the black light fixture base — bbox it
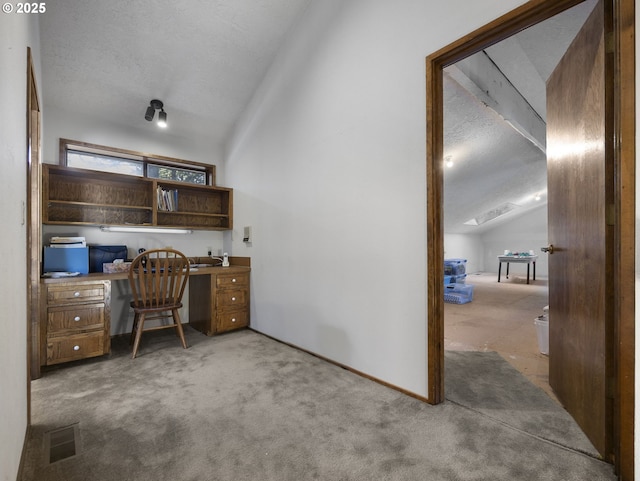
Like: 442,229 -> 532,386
149,99 -> 164,110
145,99 -> 165,122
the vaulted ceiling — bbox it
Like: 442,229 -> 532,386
39,0 -> 596,235
39,0 -> 312,147
443,0 -> 597,234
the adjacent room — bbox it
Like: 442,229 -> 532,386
442,1 -> 598,399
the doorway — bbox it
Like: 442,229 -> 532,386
441,2 -> 597,402
426,0 -> 634,478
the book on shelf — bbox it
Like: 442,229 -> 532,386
157,186 -> 179,212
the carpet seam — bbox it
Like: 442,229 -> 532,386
444,396 -> 608,464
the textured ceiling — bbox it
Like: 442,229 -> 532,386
443,0 -> 597,234
39,0 -> 312,147
39,0 -> 597,234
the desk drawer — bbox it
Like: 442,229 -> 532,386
47,303 -> 105,333
47,283 -> 106,304
46,331 -> 105,365
216,273 -> 249,289
216,310 -> 249,332
217,289 -> 248,308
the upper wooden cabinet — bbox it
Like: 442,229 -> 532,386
43,164 -> 233,230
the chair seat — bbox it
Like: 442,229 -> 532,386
130,301 -> 183,312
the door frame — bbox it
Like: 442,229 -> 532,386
425,0 -> 634,478
26,46 -> 42,421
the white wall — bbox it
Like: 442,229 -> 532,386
444,233 -> 483,274
0,12 -> 40,481
226,0 -> 528,397
481,204 -> 549,277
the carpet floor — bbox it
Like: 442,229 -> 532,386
21,328 -> 615,481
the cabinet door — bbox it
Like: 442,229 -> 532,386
46,331 -> 105,365
47,303 -> 105,333
216,310 -> 249,332
217,289 -> 248,308
47,284 -> 105,304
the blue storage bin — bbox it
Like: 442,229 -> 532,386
453,274 -> 467,284
444,283 -> 474,304
444,258 -> 467,276
444,275 -> 454,285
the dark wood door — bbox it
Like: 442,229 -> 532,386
546,0 -> 611,459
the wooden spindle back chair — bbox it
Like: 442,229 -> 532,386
128,248 -> 190,358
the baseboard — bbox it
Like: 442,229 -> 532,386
248,328 -> 430,404
16,423 -> 30,481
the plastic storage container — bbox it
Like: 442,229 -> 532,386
444,258 -> 467,276
444,283 -> 474,304
444,275 -> 454,285
452,274 -> 467,284
534,315 -> 549,355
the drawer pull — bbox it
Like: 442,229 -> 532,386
232,278 -> 236,283
73,345 -> 80,351
231,297 -> 236,301
74,291 -> 81,297
74,316 -> 81,322
231,318 -> 237,323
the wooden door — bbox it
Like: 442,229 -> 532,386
546,0 -> 612,459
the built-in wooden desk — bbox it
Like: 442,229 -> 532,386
37,263 -> 250,375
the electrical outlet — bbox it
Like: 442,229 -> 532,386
207,246 -> 212,256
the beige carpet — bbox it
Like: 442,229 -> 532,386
21,328 -> 614,481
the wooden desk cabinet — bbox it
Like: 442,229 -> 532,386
37,265 -> 249,370
41,280 -> 111,365
189,267 -> 250,336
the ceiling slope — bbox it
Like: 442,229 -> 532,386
39,0 -> 312,148
443,0 -> 597,234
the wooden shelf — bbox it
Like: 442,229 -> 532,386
43,164 -> 233,230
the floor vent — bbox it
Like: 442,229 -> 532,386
44,424 -> 80,464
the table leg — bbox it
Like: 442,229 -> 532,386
526,263 -> 530,284
498,261 -> 501,282
533,261 -> 536,281
506,262 -> 510,279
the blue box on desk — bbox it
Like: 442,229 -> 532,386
89,245 -> 128,273
43,247 -> 89,274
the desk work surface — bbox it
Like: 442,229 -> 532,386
41,264 -> 250,284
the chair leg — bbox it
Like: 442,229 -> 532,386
129,312 -> 139,345
172,309 -> 188,349
131,313 -> 146,359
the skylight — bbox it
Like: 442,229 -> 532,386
464,202 -> 520,226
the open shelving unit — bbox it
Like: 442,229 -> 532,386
43,164 -> 232,230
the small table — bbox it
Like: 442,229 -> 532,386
497,255 -> 538,284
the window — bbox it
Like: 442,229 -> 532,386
67,150 -> 144,177
148,164 -> 206,185
60,139 -> 215,186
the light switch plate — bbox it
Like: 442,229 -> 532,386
243,226 -> 252,243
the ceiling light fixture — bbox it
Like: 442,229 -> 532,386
145,99 -> 168,128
